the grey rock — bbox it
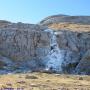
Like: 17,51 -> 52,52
75,50 -> 90,75
0,20 -> 90,75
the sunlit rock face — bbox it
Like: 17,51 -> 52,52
0,25 -> 64,72
0,23 -> 66,73
0,28 -> 50,61
55,30 -> 90,74
0,20 -> 90,75
0,23 -> 51,73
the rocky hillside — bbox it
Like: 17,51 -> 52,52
0,15 -> 90,75
39,14 -> 90,25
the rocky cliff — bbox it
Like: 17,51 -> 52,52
0,15 -> 90,75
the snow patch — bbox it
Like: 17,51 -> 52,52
44,29 -> 65,72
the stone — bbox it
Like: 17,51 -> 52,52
75,50 -> 90,75
0,16 -> 90,75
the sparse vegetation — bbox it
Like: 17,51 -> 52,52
0,72 -> 90,90
49,23 -> 90,32
78,77 -> 83,80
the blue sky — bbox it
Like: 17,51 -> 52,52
0,0 -> 90,23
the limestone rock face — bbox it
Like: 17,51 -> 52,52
55,30 -> 90,74
75,50 -> 90,74
0,55 -> 13,74
0,29 -> 50,61
0,23 -> 51,72
0,23 -> 49,60
39,14 -> 90,74
0,19 -> 90,75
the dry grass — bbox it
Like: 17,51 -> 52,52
0,72 -> 90,90
49,23 -> 90,32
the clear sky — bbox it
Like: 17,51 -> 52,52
0,0 -> 90,23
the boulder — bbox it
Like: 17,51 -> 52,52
75,50 -> 90,75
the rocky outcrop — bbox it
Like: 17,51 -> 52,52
39,14 -> 90,74
0,23 -> 51,72
0,16 -> 90,75
55,30 -> 90,74
39,14 -> 90,25
75,50 -> 90,74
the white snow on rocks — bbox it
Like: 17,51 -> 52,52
44,29 -> 65,72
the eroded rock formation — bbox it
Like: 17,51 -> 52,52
0,15 -> 90,75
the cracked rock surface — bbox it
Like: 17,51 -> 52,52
0,19 -> 90,75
